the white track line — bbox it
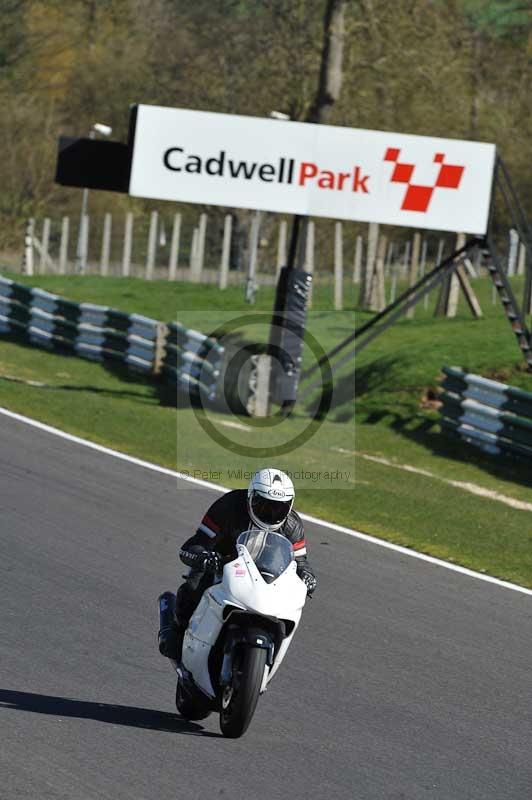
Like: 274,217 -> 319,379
219,420 -> 252,432
333,448 -> 532,513
1,405 -> 531,598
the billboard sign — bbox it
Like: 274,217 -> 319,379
129,105 -> 496,234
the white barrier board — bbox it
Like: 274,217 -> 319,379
129,105 -> 496,234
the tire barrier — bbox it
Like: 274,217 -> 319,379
0,275 -> 223,400
439,366 -> 532,460
162,322 -> 224,401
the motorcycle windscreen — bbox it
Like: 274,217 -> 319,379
237,529 -> 294,584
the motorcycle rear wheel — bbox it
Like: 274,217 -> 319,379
219,646 -> 267,738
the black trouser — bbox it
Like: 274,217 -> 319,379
175,572 -> 212,629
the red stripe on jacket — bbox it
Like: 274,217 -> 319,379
203,515 -> 221,533
293,539 -> 306,551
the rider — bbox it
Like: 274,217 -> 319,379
159,468 -> 317,659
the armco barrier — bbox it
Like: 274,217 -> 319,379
0,275 -> 223,400
439,366 -> 532,460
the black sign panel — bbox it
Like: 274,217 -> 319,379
55,137 -> 131,193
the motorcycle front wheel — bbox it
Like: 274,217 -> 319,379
219,646 -> 267,738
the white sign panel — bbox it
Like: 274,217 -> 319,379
129,105 -> 496,234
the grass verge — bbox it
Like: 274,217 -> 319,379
1,271 -> 531,587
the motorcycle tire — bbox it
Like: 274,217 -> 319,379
175,680 -> 212,721
219,645 -> 267,738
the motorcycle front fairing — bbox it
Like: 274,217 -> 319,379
182,538 -> 306,698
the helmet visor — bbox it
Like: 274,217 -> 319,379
250,492 -> 292,526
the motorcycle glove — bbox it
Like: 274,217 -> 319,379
202,552 -> 223,574
301,571 -> 317,596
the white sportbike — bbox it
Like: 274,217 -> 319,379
167,528 -> 307,738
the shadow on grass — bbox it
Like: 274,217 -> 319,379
0,689 -> 221,737
362,408 -> 532,491
303,355 -> 406,423
0,333 -> 191,408
303,349 -> 531,492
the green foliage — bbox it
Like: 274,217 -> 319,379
0,0 -> 531,248
460,0 -> 532,36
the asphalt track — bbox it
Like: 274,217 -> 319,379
1,413 -> 531,800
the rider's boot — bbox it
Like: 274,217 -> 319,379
158,592 -> 180,659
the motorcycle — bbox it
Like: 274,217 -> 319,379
158,528 -> 307,738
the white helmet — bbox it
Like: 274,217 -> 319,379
247,468 -> 295,531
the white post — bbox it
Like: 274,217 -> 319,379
219,214 -> 232,290
59,216 -> 69,274
517,242 -> 526,277
306,220 -> 315,308
276,220 -> 288,276
334,222 -> 343,311
168,213 -> 181,280
190,227 -> 200,281
100,213 -> 112,276
40,218 -> 51,273
146,210 -> 158,280
122,212 -> 133,277
24,218 -> 35,276
353,235 -> 363,283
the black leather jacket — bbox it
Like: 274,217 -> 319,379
180,489 -> 316,586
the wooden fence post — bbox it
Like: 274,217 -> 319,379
390,261 -> 399,304
219,214 -> 232,289
100,213 -> 112,276
196,212 -> 207,278
447,233 -> 465,317
189,227 -> 200,281
517,242 -> 526,277
168,213 -> 181,280
277,220 -> 287,276
402,240 -> 411,279
81,214 -> 90,275
353,235 -> 363,284
508,228 -> 519,276
59,216 -> 69,274
122,212 -> 133,277
385,241 -> 394,276
153,322 -> 169,376
369,235 -> 387,311
24,218 -> 35,276
40,218 -> 51,274
360,222 -> 378,307
420,238 -> 429,310
146,211 -> 158,280
245,211 -> 261,303
306,220 -> 315,308
334,222 -> 343,311
406,232 -> 421,318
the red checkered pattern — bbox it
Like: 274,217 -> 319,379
384,148 -> 464,212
